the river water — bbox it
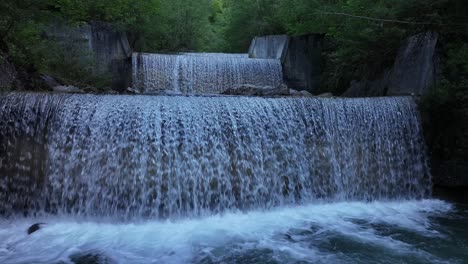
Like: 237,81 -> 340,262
0,200 -> 467,264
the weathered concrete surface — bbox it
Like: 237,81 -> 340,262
248,34 -> 324,93
342,32 -> 439,97
45,21 -> 132,91
90,22 -> 132,91
248,35 -> 289,60
387,32 -> 439,95
283,35 -> 324,93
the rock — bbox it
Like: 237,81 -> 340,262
289,89 -> 315,97
317,93 -> 333,98
289,89 -> 302,96
222,84 -> 289,96
70,251 -> 116,264
248,34 -> 324,94
263,84 -> 290,96
299,90 -> 314,97
126,87 -> 141,94
40,75 -> 61,90
222,84 -> 272,96
53,85 -> 84,93
27,223 -> 45,235
82,86 -> 99,93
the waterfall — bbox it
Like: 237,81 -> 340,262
0,93 -> 431,219
132,53 -> 283,94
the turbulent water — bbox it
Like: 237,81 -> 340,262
132,53 -> 283,93
0,93 -> 431,219
1,200 -> 467,264
1,92 -> 464,264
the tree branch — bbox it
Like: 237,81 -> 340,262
314,12 -> 467,26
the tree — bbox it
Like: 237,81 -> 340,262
222,0 -> 285,52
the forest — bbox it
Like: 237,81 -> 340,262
1,0 -> 467,93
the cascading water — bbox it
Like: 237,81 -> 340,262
1,93 -> 466,264
132,53 -> 283,94
0,93 -> 431,219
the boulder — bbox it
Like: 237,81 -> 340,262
289,89 -> 314,97
126,87 -> 141,94
27,223 -> 46,235
40,75 -> 61,90
263,84 -> 290,96
317,93 -> 334,98
299,90 -> 314,97
70,251 -> 116,264
289,89 -> 302,96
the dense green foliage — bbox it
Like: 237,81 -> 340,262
0,0 -> 467,93
0,0 -> 468,94
3,0 -> 466,89
0,0 -> 219,89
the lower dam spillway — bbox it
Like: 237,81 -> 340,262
0,94 -> 431,219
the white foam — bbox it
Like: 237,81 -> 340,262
0,200 -> 452,264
